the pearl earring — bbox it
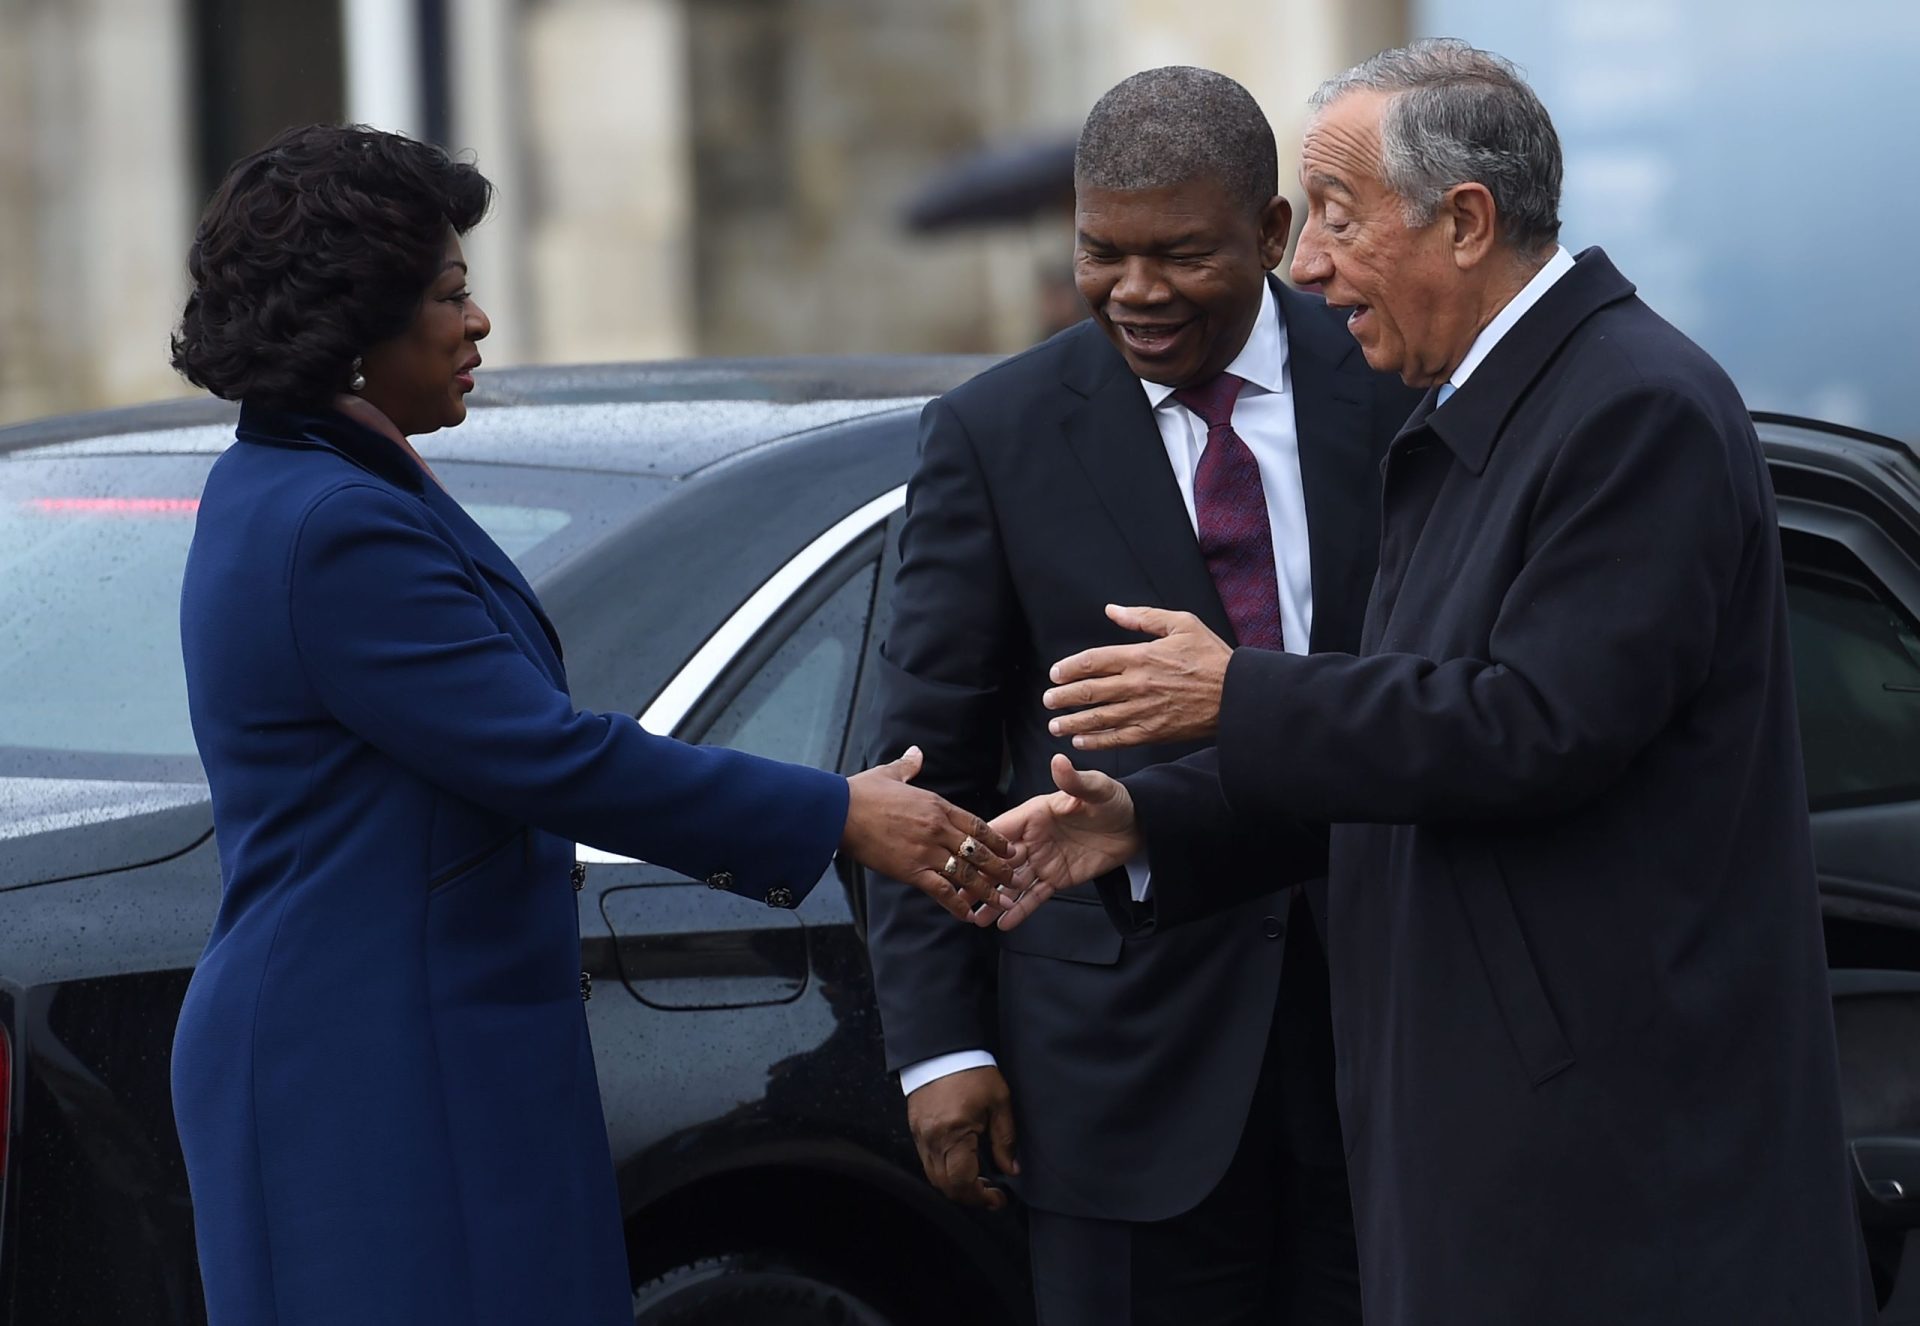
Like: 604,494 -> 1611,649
349,357 -> 366,392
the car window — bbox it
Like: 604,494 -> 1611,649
463,502 -> 572,561
0,453 -> 662,773
0,474 -> 206,762
697,561 -> 879,771
1786,554 -> 1920,810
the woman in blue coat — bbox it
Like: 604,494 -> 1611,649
169,125 -> 1011,1326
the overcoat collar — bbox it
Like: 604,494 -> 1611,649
237,400 -> 430,494
1058,274 -> 1374,652
1417,246 -> 1638,474
235,401 -> 566,676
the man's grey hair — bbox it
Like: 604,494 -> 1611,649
1076,67 -> 1278,217
1311,38 -> 1562,252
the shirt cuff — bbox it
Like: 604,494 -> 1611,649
1125,852 -> 1152,902
899,1049 -> 999,1097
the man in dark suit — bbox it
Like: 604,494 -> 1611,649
996,39 -> 1873,1326
863,67 -> 1421,1326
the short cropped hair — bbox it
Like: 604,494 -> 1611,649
1311,38 -> 1562,252
171,124 -> 492,409
1075,67 -> 1278,217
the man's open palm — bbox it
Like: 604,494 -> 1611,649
989,755 -> 1141,930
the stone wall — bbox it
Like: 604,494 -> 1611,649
685,0 -> 1026,357
0,0 -> 1406,425
521,0 -> 697,363
0,0 -> 196,425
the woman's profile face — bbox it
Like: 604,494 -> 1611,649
358,230 -> 490,436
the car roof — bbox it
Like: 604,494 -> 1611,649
6,360 -> 1911,485
1755,411 -> 1920,466
0,356 -> 994,477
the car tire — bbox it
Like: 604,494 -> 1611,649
631,1252 -> 900,1326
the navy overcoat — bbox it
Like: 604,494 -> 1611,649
1120,251 -> 1871,1324
174,404 -> 848,1326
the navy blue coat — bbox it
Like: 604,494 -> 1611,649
174,404 -> 848,1326
1118,251 -> 1870,1323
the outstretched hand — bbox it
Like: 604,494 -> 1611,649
843,747 -> 1016,922
1042,604 -> 1232,750
988,754 -> 1141,930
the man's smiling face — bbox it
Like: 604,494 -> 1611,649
1074,173 -> 1290,388
1289,89 -> 1476,388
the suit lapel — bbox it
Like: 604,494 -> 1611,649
1056,325 -> 1237,644
1280,279 -> 1377,655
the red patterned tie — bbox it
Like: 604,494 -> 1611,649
1172,372 -> 1285,651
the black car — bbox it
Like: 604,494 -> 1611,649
1,361 -> 1918,1325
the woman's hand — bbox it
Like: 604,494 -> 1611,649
844,747 -> 1017,922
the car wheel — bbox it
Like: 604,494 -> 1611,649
631,1252 -> 900,1326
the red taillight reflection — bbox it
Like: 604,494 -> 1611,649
29,498 -> 200,514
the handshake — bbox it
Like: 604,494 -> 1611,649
850,604 -> 1227,927
843,747 -> 1142,928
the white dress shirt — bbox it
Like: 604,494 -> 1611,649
900,282 -> 1315,1098
1437,245 -> 1574,408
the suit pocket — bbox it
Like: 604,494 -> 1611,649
998,896 -> 1124,966
1444,836 -> 1574,1087
428,828 -> 525,895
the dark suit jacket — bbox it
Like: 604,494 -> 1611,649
174,404 -> 847,1326
863,279 -> 1421,1221
1120,250 -> 1871,1323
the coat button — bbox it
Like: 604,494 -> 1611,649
765,886 -> 796,910
1264,915 -> 1283,940
580,970 -> 593,1002
570,862 -> 587,892
706,870 -> 734,891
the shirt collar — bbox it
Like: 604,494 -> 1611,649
1141,279 -> 1288,408
1446,244 -> 1575,395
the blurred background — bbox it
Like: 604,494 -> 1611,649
0,0 -> 1913,440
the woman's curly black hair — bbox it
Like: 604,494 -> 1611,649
171,124 -> 493,409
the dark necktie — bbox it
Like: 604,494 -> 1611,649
1172,372 -> 1285,651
